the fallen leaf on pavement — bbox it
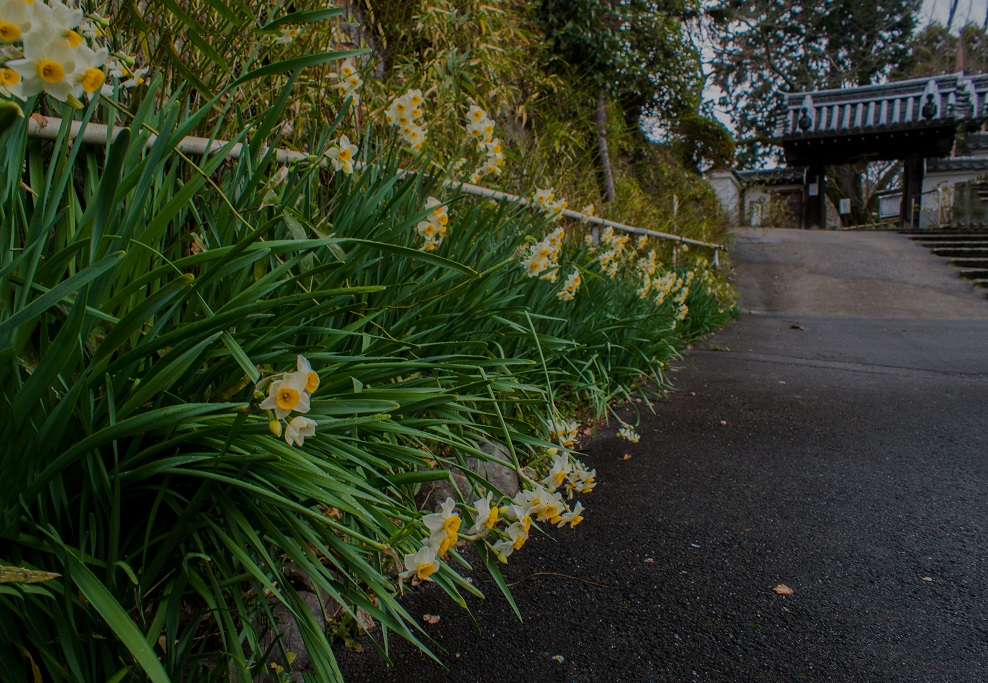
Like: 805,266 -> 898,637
423,614 -> 440,624
921,577 -> 933,582
773,584 -> 794,595
622,454 -> 632,460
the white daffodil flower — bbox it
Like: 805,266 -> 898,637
522,255 -> 548,278
401,124 -> 425,145
426,527 -> 457,556
543,451 -> 572,492
72,42 -> 108,97
617,426 -> 640,443
423,497 -> 461,538
259,371 -> 310,419
274,26 -> 302,44
296,355 -> 319,394
493,521 -> 529,561
0,66 -> 23,99
121,66 -> 148,88
44,0 -> 83,31
327,135 -> 358,174
466,104 -> 487,122
0,0 -> 39,42
284,416 -> 317,447
557,501 -> 584,528
406,88 -> 423,107
399,544 -> 438,581
528,486 -> 566,524
469,492 -> 499,535
465,120 -> 487,139
423,497 -> 461,555
416,220 -> 437,239
566,462 -> 596,495
7,34 -> 80,101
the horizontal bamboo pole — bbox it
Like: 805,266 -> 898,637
27,115 -> 725,255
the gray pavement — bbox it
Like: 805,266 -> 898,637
731,227 -> 988,319
338,228 -> 988,682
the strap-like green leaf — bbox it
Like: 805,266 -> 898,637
61,551 -> 170,683
260,8 -> 344,31
0,251 -> 124,339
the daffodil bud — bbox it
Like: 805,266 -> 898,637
65,94 -> 84,110
268,420 -> 282,437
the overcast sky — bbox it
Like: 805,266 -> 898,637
921,0 -> 987,28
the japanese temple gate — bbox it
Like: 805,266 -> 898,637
776,71 -> 988,229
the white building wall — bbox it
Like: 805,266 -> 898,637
707,172 -> 741,226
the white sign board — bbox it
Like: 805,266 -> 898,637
839,198 -> 851,215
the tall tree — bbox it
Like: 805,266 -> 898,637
708,0 -> 919,166
538,1 -> 710,199
894,21 -> 988,78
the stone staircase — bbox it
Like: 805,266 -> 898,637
903,229 -> 988,296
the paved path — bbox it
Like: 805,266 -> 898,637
338,229 -> 988,682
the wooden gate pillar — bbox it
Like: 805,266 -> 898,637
803,164 -> 826,229
901,154 -> 925,230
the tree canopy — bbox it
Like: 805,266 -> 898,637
538,0 -> 704,121
708,0 -> 919,166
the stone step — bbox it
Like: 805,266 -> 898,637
903,226 -> 988,233
917,241 -> 988,249
931,247 -> 988,257
948,257 -> 988,268
957,268 -> 988,280
907,233 -> 988,242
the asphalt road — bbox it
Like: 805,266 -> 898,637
337,228 -> 988,682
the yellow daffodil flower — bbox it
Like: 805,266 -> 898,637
296,355 -> 319,394
617,426 -> 640,443
469,492 -> 499,535
423,497 -> 460,557
399,545 -> 438,581
327,135 -> 358,174
557,501 -> 584,528
259,371 -> 311,419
